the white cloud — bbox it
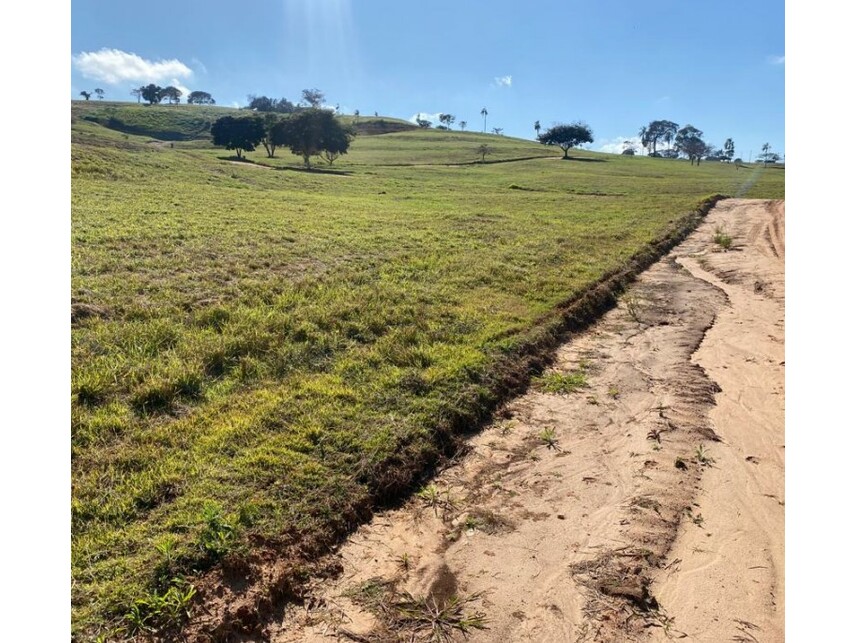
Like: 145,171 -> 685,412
190,57 -> 208,75
409,112 -> 442,124
72,48 -> 193,85
494,75 -> 512,87
768,55 -> 785,65
170,78 -> 191,98
597,136 -> 643,155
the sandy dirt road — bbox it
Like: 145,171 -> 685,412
272,198 -> 785,642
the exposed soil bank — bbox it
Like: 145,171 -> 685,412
271,199 -> 784,642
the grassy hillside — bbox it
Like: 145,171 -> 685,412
71,101 -> 418,142
71,104 -> 784,638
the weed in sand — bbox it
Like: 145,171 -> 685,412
535,371 -> 587,394
417,484 -> 455,517
624,293 -> 645,324
694,444 -> 715,467
539,427 -> 561,450
396,553 -> 412,573
392,592 -> 489,642
608,386 -> 620,399
713,225 -> 733,250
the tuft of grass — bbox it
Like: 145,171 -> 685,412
535,371 -> 587,394
538,426 -> 561,451
391,592 -> 489,642
624,293 -> 644,324
694,444 -> 715,467
713,225 -> 733,250
124,578 -> 196,636
417,484 -> 455,518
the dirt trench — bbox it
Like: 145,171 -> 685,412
269,199 -> 784,643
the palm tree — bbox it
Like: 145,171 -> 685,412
534,120 -> 541,139
638,125 -> 650,155
481,107 -> 488,133
460,121 -> 467,131
761,142 -> 771,167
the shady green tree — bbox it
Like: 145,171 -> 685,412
211,116 -> 266,159
141,84 -> 163,104
279,108 -> 353,168
538,122 -> 594,159
723,138 -> 735,161
674,125 -> 706,165
187,91 -> 216,104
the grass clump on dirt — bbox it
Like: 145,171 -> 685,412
535,371 -> 588,394
71,102 -> 784,637
713,225 -> 733,250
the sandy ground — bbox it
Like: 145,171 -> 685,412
272,199 -> 785,643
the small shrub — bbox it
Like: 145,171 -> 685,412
713,226 -> 732,250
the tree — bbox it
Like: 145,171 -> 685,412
160,86 -> 183,105
301,88 -> 325,108
492,127 -> 504,135
476,143 -> 492,162
211,116 -> 265,159
188,91 -> 215,105
723,138 -> 735,161
638,125 -> 651,155
481,107 -> 488,133
79,91 -> 91,101
622,140 -> 637,155
416,118 -> 432,129
248,95 -> 275,111
141,84 -> 163,105
674,125 -> 706,164
639,120 -> 679,156
94,88 -> 105,100
130,87 -> 142,103
759,142 -> 773,167
260,113 -> 289,158
534,120 -> 541,138
537,122 -> 594,159
439,114 -> 455,130
459,121 -> 467,131
279,108 -> 353,168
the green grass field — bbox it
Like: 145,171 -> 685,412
71,102 -> 784,637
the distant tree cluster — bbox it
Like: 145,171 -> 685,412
635,119 -> 778,167
245,88 -> 328,114
211,108 -> 353,167
79,88 -> 105,101
128,84 -> 215,106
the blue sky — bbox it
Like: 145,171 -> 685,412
71,0 -> 784,158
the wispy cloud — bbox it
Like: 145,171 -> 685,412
190,57 -> 208,75
72,48 -> 193,84
656,95 -> 670,103
410,112 -> 442,124
768,55 -> 785,65
597,136 -> 643,155
170,78 -> 191,98
494,75 -> 512,87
